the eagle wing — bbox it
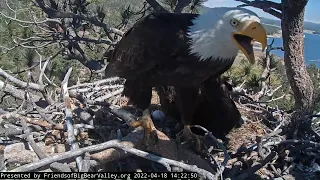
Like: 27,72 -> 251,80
105,13 -> 198,79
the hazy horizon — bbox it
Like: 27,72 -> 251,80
204,0 -> 320,24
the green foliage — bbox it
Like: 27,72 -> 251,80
307,63 -> 320,113
162,0 -> 178,11
0,0 -> 35,73
307,63 -> 320,126
261,54 -> 278,69
0,0 -> 207,92
226,58 -> 261,88
89,0 -> 147,27
0,0 -> 131,87
224,54 -> 294,111
161,0 -> 208,13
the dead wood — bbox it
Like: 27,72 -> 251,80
1,60 -> 318,180
0,79 -> 43,103
0,68 -> 45,91
61,67 -> 84,171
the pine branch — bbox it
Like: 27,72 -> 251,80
235,0 -> 282,19
174,0 -> 192,13
145,0 -> 169,12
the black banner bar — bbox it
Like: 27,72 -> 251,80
0,172 -> 198,179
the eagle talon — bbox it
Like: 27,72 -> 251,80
176,125 -> 203,153
130,109 -> 159,144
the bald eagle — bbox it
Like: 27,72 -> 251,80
105,7 -> 267,150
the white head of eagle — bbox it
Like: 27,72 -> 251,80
187,7 -> 267,63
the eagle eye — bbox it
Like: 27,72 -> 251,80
230,19 -> 239,27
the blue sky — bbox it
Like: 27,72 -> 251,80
203,0 -> 320,24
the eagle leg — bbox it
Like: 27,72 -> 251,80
176,125 -> 202,152
130,109 -> 158,144
175,87 -> 203,153
123,79 -> 152,110
123,79 -> 158,144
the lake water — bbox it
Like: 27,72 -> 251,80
268,33 -> 320,67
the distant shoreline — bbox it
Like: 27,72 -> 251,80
267,30 -> 317,39
268,34 -> 282,38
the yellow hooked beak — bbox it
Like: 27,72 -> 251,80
232,20 -> 267,64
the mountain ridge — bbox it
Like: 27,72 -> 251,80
200,6 -> 320,32
260,17 -> 320,32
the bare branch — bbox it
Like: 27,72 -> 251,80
236,0 -> 282,19
0,68 -> 45,91
38,50 -> 60,86
10,137 -> 215,179
0,79 -> 42,103
146,0 -> 169,12
70,36 -> 116,46
0,12 -> 62,25
236,0 -> 282,10
174,0 -> 192,13
191,125 -> 230,179
234,151 -> 277,180
61,67 -> 84,171
34,0 -> 124,40
93,88 -> 124,102
70,84 -> 123,93
20,112 -> 47,159
68,77 -> 123,89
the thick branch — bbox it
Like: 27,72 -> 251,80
10,137 -> 215,179
0,80 -> 42,102
61,67 -> 84,171
236,0 -> 281,10
0,68 -> 45,91
68,77 -> 122,89
146,0 -> 169,12
236,0 -> 282,19
93,88 -> 124,102
174,0 -> 192,13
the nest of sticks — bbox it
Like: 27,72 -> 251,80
0,71 -> 319,180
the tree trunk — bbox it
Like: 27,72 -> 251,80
281,0 -> 315,111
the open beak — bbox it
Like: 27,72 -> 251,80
232,20 -> 267,64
